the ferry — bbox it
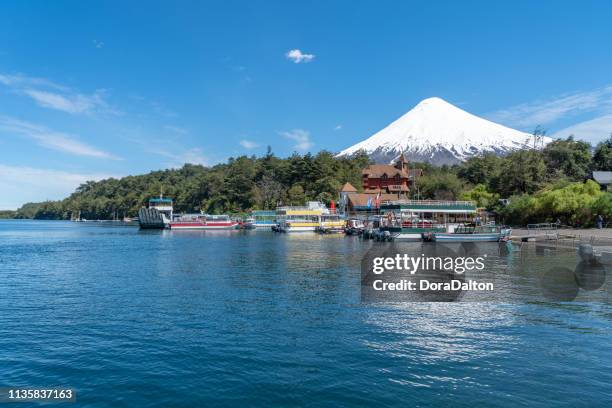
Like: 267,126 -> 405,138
170,214 -> 239,230
276,202 -> 329,232
316,214 -> 345,234
378,200 -> 478,241
431,224 -> 512,242
244,210 -> 277,230
138,196 -> 174,229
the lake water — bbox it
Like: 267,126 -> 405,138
0,220 -> 610,407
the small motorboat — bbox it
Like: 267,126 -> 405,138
316,214 -> 345,234
431,224 -> 511,242
344,219 -> 365,235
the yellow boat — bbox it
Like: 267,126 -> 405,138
316,214 -> 345,233
276,202 -> 328,232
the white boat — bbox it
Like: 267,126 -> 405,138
431,225 -> 512,242
244,210 -> 276,229
345,218 -> 366,235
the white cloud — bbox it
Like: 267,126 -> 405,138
487,86 -> 612,129
0,116 -> 121,159
22,89 -> 109,115
281,129 -> 313,151
150,101 -> 177,118
164,125 -> 189,135
145,145 -> 208,167
334,124 -> 343,131
240,139 -> 259,149
285,49 -> 315,64
552,114 -> 612,144
93,39 -> 104,49
0,72 -> 119,116
0,73 -> 65,89
179,148 -> 208,166
0,164 -> 116,210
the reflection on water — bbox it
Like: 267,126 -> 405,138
0,220 -> 610,407
362,241 -> 611,303
364,303 -> 518,362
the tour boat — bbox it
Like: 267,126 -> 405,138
276,202 -> 328,233
170,214 -> 239,230
377,200 -> 476,241
431,225 -> 512,242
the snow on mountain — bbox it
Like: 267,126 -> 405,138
336,97 -> 551,165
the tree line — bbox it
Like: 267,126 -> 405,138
414,135 -> 612,226
5,135 -> 612,227
7,148 -> 370,220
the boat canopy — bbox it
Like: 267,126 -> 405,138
380,200 -> 476,214
149,197 -> 173,203
251,210 -> 276,216
204,214 -> 231,221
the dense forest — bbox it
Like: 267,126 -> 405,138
6,135 -> 612,227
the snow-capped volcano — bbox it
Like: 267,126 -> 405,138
337,97 -> 551,165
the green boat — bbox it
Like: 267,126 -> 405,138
378,200 -> 478,241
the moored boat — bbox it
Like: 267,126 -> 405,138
344,218 -> 365,235
244,210 -> 277,230
170,214 -> 239,230
316,214 -> 345,234
138,196 -> 174,229
276,202 -> 328,233
431,224 -> 511,242
378,200 -> 477,241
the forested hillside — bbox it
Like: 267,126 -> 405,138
11,136 -> 612,227
14,149 -> 370,220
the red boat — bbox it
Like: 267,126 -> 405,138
170,214 -> 239,230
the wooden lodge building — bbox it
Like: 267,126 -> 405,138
340,154 -> 423,213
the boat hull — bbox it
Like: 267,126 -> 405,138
380,226 -> 446,242
280,225 -> 318,232
316,227 -> 345,234
432,233 -> 503,242
170,222 -> 238,230
253,223 -> 275,229
393,233 -> 424,241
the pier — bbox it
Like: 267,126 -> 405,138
512,227 -> 612,264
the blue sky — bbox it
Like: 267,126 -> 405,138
1,0 -> 612,209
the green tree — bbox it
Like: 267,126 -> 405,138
590,193 -> 612,225
287,184 -> 306,205
536,180 -> 601,225
460,184 -> 500,208
592,134 -> 612,171
419,173 -> 463,200
498,150 -> 546,195
457,154 -> 503,188
499,195 -> 540,225
256,173 -> 284,209
542,136 -> 592,180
